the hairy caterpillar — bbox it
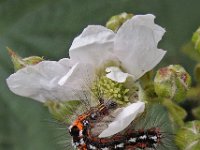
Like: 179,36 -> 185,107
68,100 -> 178,150
51,72 -> 178,150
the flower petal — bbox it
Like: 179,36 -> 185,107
58,62 -> 95,91
129,14 -> 165,44
98,101 -> 145,137
6,58 -> 82,102
114,14 -> 166,80
105,66 -> 129,83
69,25 -> 115,66
58,63 -> 79,86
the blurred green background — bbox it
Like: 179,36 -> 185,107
1,0 -> 200,150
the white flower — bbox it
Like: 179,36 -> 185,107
69,14 -> 166,82
6,14 -> 166,137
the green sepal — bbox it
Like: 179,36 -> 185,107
137,71 -> 160,103
44,100 -> 81,123
139,71 -> 154,88
162,99 -> 187,127
7,47 -> 44,71
176,121 -> 200,150
141,83 -> 161,103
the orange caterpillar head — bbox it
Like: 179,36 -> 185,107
69,114 -> 89,137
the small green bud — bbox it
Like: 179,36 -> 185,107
106,12 -> 133,32
176,121 -> 200,150
154,65 -> 191,102
7,47 -> 44,71
192,27 -> 200,53
194,63 -> 200,84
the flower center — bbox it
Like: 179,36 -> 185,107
92,75 -> 138,105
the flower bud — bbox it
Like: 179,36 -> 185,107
106,12 -> 133,32
154,65 -> 191,102
176,121 -> 200,150
7,47 -> 44,71
192,27 -> 200,53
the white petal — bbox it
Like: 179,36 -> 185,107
58,62 -> 96,91
98,101 -> 145,137
105,66 -> 129,83
128,14 -> 165,44
115,14 -> 166,80
58,63 -> 79,86
6,59 -> 82,102
69,25 -> 115,66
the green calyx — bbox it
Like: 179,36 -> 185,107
139,71 -> 159,103
7,47 -> 44,71
92,76 -> 132,105
162,99 -> 187,127
44,100 -> 81,123
154,64 -> 191,103
106,12 -> 133,32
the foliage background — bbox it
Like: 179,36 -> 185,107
1,0 -> 200,150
